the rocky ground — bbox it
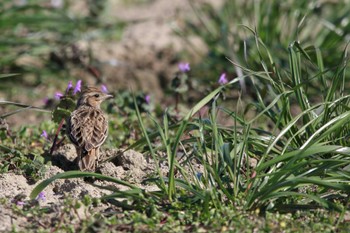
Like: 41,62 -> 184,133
0,145 -> 156,232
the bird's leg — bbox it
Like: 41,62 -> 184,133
95,148 -> 100,167
78,148 -> 96,172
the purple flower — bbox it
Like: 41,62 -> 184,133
218,73 -> 228,85
55,92 -> 63,100
101,84 -> 108,93
66,81 -> 73,93
74,80 -> 82,95
145,95 -> 150,104
178,62 -> 190,73
41,130 -> 48,139
36,192 -> 46,202
16,201 -> 25,206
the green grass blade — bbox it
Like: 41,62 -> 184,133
30,171 -> 140,199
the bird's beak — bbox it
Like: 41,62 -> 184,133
104,94 -> 114,100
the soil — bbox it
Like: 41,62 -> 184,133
0,146 -> 158,232
0,142 -> 209,232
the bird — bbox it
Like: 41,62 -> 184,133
67,87 -> 113,171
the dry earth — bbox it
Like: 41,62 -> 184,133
0,145 -> 161,232
0,143 -> 207,232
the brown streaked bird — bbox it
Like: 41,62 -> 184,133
67,87 -> 113,171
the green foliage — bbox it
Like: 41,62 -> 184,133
0,100 -> 50,119
180,0 -> 350,88
171,72 -> 189,94
0,0 -> 125,96
32,37 -> 350,212
51,96 -> 76,124
5,195 -> 346,232
106,90 -> 153,147
0,125 -> 49,182
30,171 -> 140,199
31,35 -> 350,228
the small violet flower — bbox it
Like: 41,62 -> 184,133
101,84 -> 108,93
55,92 -> 63,100
145,95 -> 151,104
41,130 -> 48,139
66,81 -> 73,93
16,201 -> 25,206
73,80 -> 82,95
36,192 -> 46,202
218,73 -> 228,85
178,62 -> 190,73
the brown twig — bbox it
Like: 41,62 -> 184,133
49,118 -> 65,156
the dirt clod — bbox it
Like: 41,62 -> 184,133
52,143 -> 78,171
98,161 -> 125,179
114,149 -> 147,171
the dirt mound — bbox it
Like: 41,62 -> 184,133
0,146 -> 156,232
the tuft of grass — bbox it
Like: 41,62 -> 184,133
33,31 -> 350,221
177,0 -> 350,94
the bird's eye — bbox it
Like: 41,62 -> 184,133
94,94 -> 100,98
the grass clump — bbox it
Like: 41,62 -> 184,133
30,34 -> 350,230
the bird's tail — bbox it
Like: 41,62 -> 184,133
78,148 -> 98,172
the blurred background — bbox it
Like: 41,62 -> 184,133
0,0 -> 198,127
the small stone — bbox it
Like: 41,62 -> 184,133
98,162 -> 125,179
115,150 -> 147,171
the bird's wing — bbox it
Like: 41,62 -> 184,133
68,107 -> 108,151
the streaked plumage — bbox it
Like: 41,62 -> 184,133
67,87 -> 113,171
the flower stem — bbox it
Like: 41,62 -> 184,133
49,118 -> 65,155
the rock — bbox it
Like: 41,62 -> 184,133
0,206 -> 27,232
98,162 -> 125,179
0,173 -> 31,199
43,165 -> 65,179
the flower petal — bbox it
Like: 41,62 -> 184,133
101,84 -> 108,93
178,62 -> 190,73
55,92 -> 63,100
66,81 -> 73,92
218,73 -> 228,85
41,130 -> 48,139
73,80 -> 82,95
145,95 -> 151,104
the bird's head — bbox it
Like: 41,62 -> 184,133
77,87 -> 113,108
